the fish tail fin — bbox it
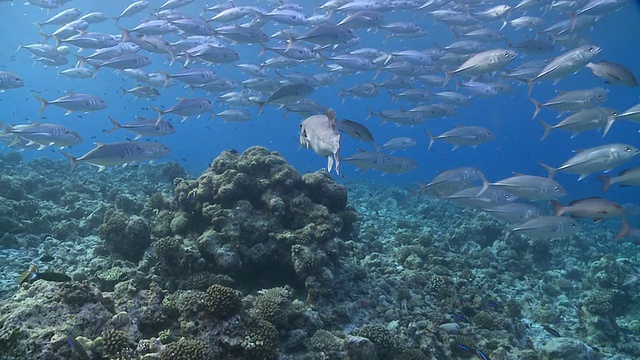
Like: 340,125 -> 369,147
158,71 -> 170,88
339,90 -> 347,105
107,116 -> 121,135
388,90 -> 397,104
598,174 -> 612,192
527,80 -> 534,97
403,184 -> 420,199
476,170 -> 490,196
569,12 -> 577,32
39,31 -> 51,43
183,52 -> 192,67
34,22 -> 44,31
537,120 -> 552,141
284,37 -> 296,52
443,71 -> 452,87
53,35 -> 61,49
34,95 -> 49,114
0,121 -> 9,135
151,106 -> 164,125
119,87 -> 127,97
425,130 -> 436,151
199,5 -> 208,18
257,102 -> 266,116
62,152 -> 78,170
551,199 -> 564,216
500,19 -> 507,31
529,97 -> 542,119
258,44 -> 267,56
119,27 -> 130,42
604,115 -> 616,137
614,218 -> 631,240
166,49 -> 176,66
537,162 -> 556,179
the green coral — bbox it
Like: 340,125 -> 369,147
255,287 -> 292,327
154,236 -> 183,264
473,311 -> 507,330
98,210 -> 151,262
101,329 -> 133,357
242,317 -> 279,360
353,324 -> 397,358
205,284 -> 242,319
309,329 -> 343,352
149,191 -> 170,210
159,338 -> 215,360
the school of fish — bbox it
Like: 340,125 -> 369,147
1,0 -> 639,241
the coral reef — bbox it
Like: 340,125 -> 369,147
1,147 -> 639,360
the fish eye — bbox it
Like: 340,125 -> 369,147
555,186 -> 560,191
504,194 -> 510,199
625,147 -> 631,152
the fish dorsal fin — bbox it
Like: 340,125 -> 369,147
512,171 -> 525,176
66,90 -> 76,95
94,142 -> 106,147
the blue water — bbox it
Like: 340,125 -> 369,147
0,0 -> 639,209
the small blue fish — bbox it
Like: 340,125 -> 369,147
543,324 -> 561,337
454,314 -> 472,323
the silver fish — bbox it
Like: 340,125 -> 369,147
511,216 -> 581,239
59,67 -> 94,79
108,116 -> 175,139
120,86 -> 160,99
376,137 -> 416,153
258,83 -> 314,115
0,71 -> 24,91
529,87 -> 608,119
116,1 -> 150,23
36,8 -> 82,28
528,45 -> 602,93
585,61 -> 638,86
445,49 -> 516,84
79,12 -> 109,23
34,93 -> 108,115
152,97 -> 213,123
539,143 -> 640,180
343,150 -> 392,173
426,126 -> 495,150
160,0 -> 193,10
489,175 -> 567,201
336,119 -> 375,143
538,107 -> 617,140
137,142 -> 173,162
0,122 -> 82,150
212,109 -> 252,123
598,167 -> 640,192
63,142 -> 148,171
446,186 -> 518,209
482,203 -> 545,224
